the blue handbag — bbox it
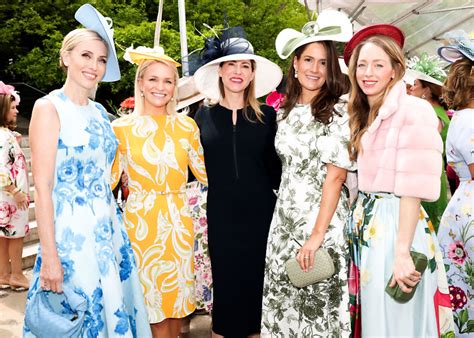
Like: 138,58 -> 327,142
25,284 -> 87,338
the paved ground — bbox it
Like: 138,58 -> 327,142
0,269 -> 212,338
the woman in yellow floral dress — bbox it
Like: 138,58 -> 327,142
112,47 -> 207,338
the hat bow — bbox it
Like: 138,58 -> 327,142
280,21 -> 341,59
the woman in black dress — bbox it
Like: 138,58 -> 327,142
193,30 -> 282,337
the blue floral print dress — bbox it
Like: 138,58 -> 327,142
24,89 -> 151,338
437,108 -> 474,337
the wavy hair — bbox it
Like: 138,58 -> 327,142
347,36 -> 405,160
281,41 -> 349,124
133,59 -> 179,116
442,58 -> 474,110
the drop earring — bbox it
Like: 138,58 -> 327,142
294,69 -> 298,78
140,91 -> 144,97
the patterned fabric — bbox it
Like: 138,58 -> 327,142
0,127 -> 29,238
112,114 -> 207,323
186,180 -> 213,312
437,108 -> 473,337
261,103 -> 355,336
24,89 -> 151,338
348,192 -> 455,337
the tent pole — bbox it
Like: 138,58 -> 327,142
178,0 -> 189,76
154,0 -> 164,47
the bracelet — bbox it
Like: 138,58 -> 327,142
11,187 -> 21,195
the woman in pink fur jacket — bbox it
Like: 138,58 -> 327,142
344,25 -> 455,337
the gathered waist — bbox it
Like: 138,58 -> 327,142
359,191 -> 398,200
129,189 -> 186,196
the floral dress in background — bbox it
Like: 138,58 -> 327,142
186,180 -> 213,312
24,89 -> 151,337
437,108 -> 473,337
0,127 -> 29,238
261,103 -> 355,337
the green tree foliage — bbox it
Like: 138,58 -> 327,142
1,0 -> 307,113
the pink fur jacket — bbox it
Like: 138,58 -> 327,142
357,80 -> 443,202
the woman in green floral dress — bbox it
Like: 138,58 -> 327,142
406,53 -> 450,230
261,11 -> 356,336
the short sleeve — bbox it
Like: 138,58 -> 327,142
316,105 -> 356,171
446,111 -> 473,165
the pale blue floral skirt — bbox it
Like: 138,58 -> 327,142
348,192 -> 454,337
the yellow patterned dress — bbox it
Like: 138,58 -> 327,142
111,113 -> 207,323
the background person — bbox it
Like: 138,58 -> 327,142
436,30 -> 474,337
0,82 -> 30,291
406,53 -> 450,230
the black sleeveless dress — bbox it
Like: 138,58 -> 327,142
195,103 -> 281,337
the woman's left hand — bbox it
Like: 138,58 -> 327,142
297,233 -> 324,272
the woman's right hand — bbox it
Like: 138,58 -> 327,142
14,191 -> 28,210
39,254 -> 64,293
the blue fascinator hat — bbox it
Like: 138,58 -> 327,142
438,30 -> 474,63
74,4 -> 121,82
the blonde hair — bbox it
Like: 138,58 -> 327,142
218,60 -> 263,123
59,28 -> 107,72
442,58 -> 474,110
347,35 -> 405,160
133,59 -> 179,116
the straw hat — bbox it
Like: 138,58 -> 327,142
176,76 -> 205,111
74,4 -> 120,82
123,46 -> 181,67
405,53 -> 446,87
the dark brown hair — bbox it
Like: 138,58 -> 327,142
347,35 -> 405,160
442,58 -> 474,110
281,41 -> 349,124
0,94 -> 15,129
418,79 -> 448,110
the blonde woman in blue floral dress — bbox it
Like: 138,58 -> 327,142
437,34 -> 474,337
24,6 -> 151,337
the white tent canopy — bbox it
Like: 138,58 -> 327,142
298,0 -> 473,58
